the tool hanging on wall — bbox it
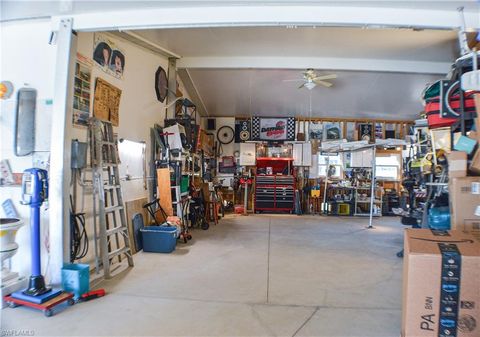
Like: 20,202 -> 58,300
89,118 -> 134,279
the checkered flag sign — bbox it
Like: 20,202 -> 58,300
286,117 -> 295,140
252,117 -> 296,141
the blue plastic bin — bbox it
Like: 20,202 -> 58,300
61,263 -> 90,299
141,225 -> 177,253
428,207 -> 451,230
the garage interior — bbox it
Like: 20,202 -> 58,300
1,2 -> 480,337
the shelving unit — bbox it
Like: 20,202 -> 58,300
325,186 -> 355,215
354,186 -> 383,217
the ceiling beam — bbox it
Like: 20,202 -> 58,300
177,68 -> 209,117
177,56 -> 451,74
56,5 -> 480,32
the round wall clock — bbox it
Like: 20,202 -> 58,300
155,66 -> 168,103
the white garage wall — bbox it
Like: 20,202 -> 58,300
0,20 -> 198,282
0,19 -> 56,280
74,31 -> 170,200
71,32 -> 197,267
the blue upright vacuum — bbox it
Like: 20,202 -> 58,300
9,169 -> 64,306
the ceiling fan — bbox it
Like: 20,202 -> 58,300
283,68 -> 337,90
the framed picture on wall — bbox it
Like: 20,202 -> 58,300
309,121 -> 323,140
324,122 -> 342,140
375,123 -> 383,140
385,124 -> 396,139
93,33 -> 126,79
346,122 -> 356,141
358,123 -> 374,142
72,53 -> 93,127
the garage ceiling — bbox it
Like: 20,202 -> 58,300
185,69 -> 438,120
133,26 -> 457,120
3,0 -> 469,121
138,27 -> 458,62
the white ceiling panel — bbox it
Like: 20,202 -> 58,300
138,26 -> 458,62
187,68 -> 439,120
136,26 -> 455,120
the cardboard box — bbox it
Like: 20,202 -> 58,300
467,32 -> 480,50
402,229 -> 480,337
462,220 -> 480,242
449,177 -> 480,232
469,148 -> 480,175
447,151 -> 467,178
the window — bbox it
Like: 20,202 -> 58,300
318,154 -> 343,178
375,153 -> 401,180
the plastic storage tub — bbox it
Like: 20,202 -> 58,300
141,225 -> 177,253
61,263 -> 90,299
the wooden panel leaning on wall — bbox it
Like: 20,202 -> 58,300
125,198 -> 148,254
156,168 -> 173,221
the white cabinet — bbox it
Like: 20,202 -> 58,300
293,143 -> 303,166
293,142 -> 312,166
302,143 -> 312,166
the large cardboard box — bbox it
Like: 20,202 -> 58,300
402,229 -> 480,337
469,148 -> 480,175
447,151 -> 467,178
449,177 -> 480,240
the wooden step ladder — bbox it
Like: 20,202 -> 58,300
89,118 -> 134,279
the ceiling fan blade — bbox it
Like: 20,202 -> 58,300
313,79 -> 333,87
298,83 -> 306,89
282,79 -> 305,82
313,74 -> 337,81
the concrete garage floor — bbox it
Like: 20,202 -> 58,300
2,214 -> 404,336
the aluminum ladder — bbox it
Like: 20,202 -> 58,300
89,118 -> 134,279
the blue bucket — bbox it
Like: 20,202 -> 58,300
61,263 -> 90,299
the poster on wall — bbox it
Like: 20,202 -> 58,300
93,77 -> 122,126
358,123 -> 374,142
375,123 -> 384,140
93,34 -> 126,79
72,53 -> 93,127
346,122 -> 356,141
324,122 -> 342,140
252,117 -> 295,141
309,122 -> 323,140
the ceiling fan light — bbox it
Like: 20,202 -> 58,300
304,82 -> 316,90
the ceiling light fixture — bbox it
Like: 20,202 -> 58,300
304,82 -> 316,90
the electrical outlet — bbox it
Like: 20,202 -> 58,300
32,152 -> 50,170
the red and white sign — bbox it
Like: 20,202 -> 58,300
259,118 -> 288,140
